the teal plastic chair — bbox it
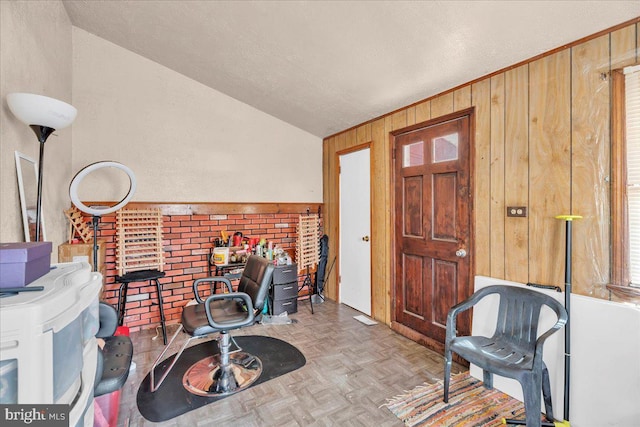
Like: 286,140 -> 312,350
443,285 -> 568,427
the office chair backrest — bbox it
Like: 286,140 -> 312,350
237,255 -> 275,314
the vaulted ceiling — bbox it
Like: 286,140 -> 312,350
62,1 -> 640,137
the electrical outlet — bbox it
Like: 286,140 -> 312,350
507,206 -> 527,217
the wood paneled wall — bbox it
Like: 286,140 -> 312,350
323,20 -> 640,324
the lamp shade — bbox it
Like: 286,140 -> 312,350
7,93 -> 77,129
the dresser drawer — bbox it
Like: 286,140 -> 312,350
272,264 -> 298,284
271,283 -> 298,300
270,297 -> 297,315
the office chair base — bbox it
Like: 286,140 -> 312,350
182,352 -> 262,396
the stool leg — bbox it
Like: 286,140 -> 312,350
117,282 -> 128,326
154,278 -> 167,345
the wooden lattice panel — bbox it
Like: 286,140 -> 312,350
296,214 -> 320,272
116,208 -> 164,276
64,206 -> 93,243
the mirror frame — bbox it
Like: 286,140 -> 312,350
15,151 -> 46,242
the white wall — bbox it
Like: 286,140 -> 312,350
0,1 -> 73,260
471,276 -> 640,427
71,28 -> 322,203
0,5 -> 321,258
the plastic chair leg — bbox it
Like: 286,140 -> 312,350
541,365 -> 554,422
443,350 -> 452,403
521,375 -> 543,427
483,370 -> 493,389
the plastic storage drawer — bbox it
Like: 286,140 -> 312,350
272,283 -> 298,301
271,297 -> 297,315
272,265 -> 297,285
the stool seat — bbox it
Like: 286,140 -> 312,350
116,269 -> 165,283
115,269 -> 167,344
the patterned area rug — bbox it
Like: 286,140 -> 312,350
383,373 -> 526,427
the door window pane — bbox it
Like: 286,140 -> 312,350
403,141 -> 424,167
433,133 -> 459,163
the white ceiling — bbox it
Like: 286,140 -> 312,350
62,1 -> 640,138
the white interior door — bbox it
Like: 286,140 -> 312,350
339,148 -> 371,315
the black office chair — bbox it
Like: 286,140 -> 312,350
443,285 -> 568,427
94,302 -> 133,397
150,255 -> 274,395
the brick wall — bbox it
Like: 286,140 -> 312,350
84,203 -> 320,333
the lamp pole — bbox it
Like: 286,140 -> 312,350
555,214 -> 581,426
30,125 -> 55,242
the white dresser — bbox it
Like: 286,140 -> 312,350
0,262 -> 102,427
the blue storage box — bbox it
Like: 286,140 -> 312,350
0,242 -> 52,288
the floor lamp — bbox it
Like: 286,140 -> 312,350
7,93 -> 77,242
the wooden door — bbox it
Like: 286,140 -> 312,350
392,110 -> 473,353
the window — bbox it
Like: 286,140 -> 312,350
402,141 -> 424,167
612,65 -> 640,289
432,133 -> 459,163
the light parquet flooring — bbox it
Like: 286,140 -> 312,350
118,300 -> 465,426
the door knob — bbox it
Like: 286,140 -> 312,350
455,248 -> 467,258
362,236 -> 370,242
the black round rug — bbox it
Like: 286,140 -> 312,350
136,335 -> 306,422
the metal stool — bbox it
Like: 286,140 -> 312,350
115,269 -> 167,344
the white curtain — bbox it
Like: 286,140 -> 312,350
624,65 -> 640,286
